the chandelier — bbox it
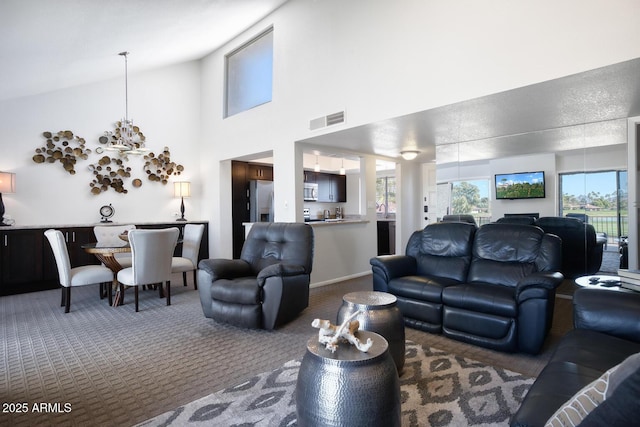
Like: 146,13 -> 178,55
104,52 -> 148,155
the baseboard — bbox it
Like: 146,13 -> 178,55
310,271 -> 371,288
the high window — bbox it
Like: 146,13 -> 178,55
225,27 -> 273,117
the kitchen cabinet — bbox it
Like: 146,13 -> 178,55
316,172 -> 347,203
248,163 -> 274,181
1,228 -> 55,296
303,171 -> 317,183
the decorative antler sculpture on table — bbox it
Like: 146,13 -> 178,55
311,310 -> 373,353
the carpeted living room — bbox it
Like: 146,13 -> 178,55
2,1 -> 639,426
0,246 -> 627,427
2,272 -> 575,427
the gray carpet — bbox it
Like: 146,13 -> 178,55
139,341 -> 534,427
0,274 -> 573,426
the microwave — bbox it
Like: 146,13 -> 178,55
303,182 -> 318,201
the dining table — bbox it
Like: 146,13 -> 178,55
81,241 -> 131,306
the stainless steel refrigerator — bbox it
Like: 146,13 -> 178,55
249,180 -> 274,222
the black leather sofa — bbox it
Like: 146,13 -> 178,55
535,216 -> 604,279
511,288 -> 640,426
370,222 -> 564,354
197,222 -> 314,330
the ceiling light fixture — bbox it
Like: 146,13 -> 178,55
105,52 -> 148,155
339,158 -> 345,175
400,150 -> 419,160
314,155 -> 320,172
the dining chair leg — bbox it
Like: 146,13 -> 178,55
183,272 -> 187,287
99,283 -> 104,300
166,281 -> 171,306
134,286 -> 139,312
64,287 -> 71,313
192,270 -> 197,290
60,287 -> 65,307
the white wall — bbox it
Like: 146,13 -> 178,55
0,61 -> 202,226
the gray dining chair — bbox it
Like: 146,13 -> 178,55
93,224 -> 136,268
45,229 -> 114,313
116,228 -> 179,312
171,223 -> 205,289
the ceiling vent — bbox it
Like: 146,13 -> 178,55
309,111 -> 345,130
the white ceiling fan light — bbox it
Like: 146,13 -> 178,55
400,150 -> 419,160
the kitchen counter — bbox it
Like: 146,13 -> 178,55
305,219 -> 369,226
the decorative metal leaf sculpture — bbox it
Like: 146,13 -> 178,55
143,147 -> 184,185
88,156 -> 132,195
33,131 -> 91,174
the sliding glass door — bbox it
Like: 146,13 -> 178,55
559,170 -> 628,244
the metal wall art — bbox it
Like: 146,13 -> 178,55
32,131 -> 91,174
33,130 -> 185,195
88,156 -> 132,195
143,147 -> 184,185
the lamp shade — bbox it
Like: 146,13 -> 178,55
0,172 -> 16,193
174,181 -> 191,198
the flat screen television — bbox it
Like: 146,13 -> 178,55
495,171 -> 545,200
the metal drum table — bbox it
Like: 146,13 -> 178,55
337,291 -> 405,372
295,330 -> 400,427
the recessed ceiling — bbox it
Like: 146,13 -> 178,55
0,0 -> 289,101
299,57 -> 640,164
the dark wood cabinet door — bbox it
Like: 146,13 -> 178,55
0,228 -> 49,295
316,173 -> 332,202
65,227 -> 100,267
247,164 -> 273,181
303,171 -> 317,183
334,174 -> 347,202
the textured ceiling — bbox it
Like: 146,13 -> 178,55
300,57 -> 640,164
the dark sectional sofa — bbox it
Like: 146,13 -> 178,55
370,222 -> 564,354
511,288 -> 640,426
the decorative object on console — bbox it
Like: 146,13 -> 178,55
174,181 -> 190,221
102,52 -> 149,156
0,171 -> 16,226
99,204 -> 114,223
32,130 -> 91,174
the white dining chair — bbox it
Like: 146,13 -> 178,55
93,224 -> 136,268
171,223 -> 205,289
116,228 -> 179,312
45,229 -> 114,313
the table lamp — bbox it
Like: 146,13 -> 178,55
174,181 -> 191,221
0,171 -> 16,226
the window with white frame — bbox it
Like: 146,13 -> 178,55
225,27 -> 273,117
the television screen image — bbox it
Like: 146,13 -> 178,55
495,171 -> 545,200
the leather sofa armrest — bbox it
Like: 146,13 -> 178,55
515,272 -> 564,301
198,258 -> 253,281
257,263 -> 306,283
573,288 -> 640,342
370,255 -> 417,282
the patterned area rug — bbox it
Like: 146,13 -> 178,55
138,341 -> 533,427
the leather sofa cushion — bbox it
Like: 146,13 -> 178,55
442,283 -> 517,317
511,329 -> 640,427
389,275 -> 462,302
405,222 -> 475,283
210,277 -> 261,304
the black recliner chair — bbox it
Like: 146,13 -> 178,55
535,216 -> 604,278
197,222 -> 314,330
